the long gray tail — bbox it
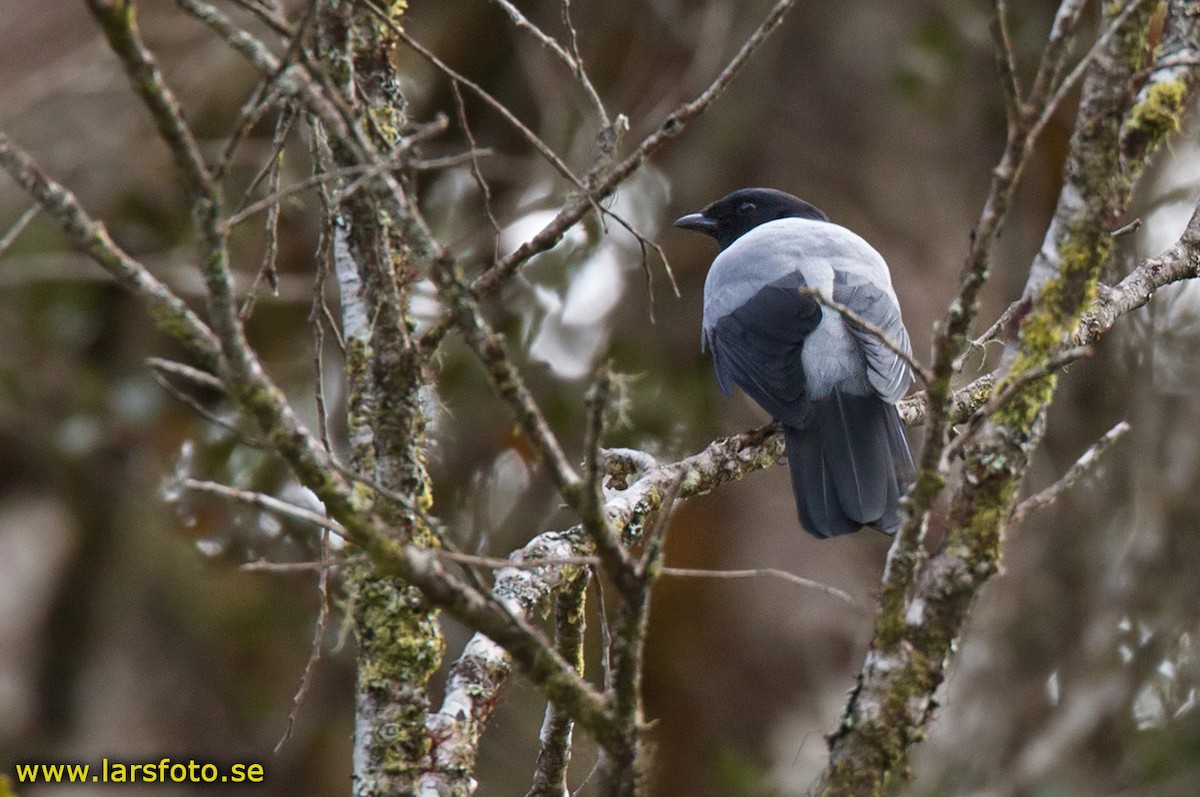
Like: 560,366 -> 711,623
783,391 -> 914,539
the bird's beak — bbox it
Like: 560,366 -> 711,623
674,212 -> 718,235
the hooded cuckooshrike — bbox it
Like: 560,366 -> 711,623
675,188 -> 914,538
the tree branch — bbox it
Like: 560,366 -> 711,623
526,570 -> 590,797
418,0 -> 802,351
1010,420 -> 1131,525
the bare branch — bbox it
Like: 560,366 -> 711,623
882,0 -> 1093,629
581,365 -> 639,592
489,0 -> 609,130
423,529 -> 599,795
1026,0 -> 1090,106
1029,0 -> 1150,145
7,93 -> 616,763
824,3 -> 1172,790
183,478 -> 347,534
218,82 -> 283,182
85,0 -> 215,200
241,559 -> 345,573
149,365 -> 275,450
526,569 -> 590,797
240,107 -> 295,320
227,0 -> 292,37
452,80 -> 503,259
1079,199 -> 1200,342
898,373 -> 997,429
560,0 -> 610,133
376,4 -> 602,216
174,0 -> 360,148
417,0 -> 802,351
1010,421 -> 1131,525
146,357 -> 224,392
990,0 -> 1022,129
274,530 -> 334,753
944,345 -> 1093,461
660,567 -> 866,612
0,204 -> 38,259
430,258 -> 583,500
0,134 -> 222,370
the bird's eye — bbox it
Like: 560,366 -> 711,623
738,202 -> 756,215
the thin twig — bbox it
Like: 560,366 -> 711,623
609,207 -> 680,318
236,103 -> 297,211
85,0 -> 214,200
145,357 -> 223,391
227,0 -> 292,37
1028,0 -> 1148,145
965,297 -> 1025,358
945,344 -> 1093,461
240,106 -> 296,320
308,199 -> 335,452
242,558 -> 348,572
184,478 -> 348,535
1112,217 -> 1143,238
661,567 -> 867,612
486,0 -> 609,132
408,149 -> 495,171
560,0 -> 609,132
0,134 -> 222,370
0,204 -> 39,259
215,81 -> 282,181
224,158 -> 400,229
1011,421 -> 1131,525
991,0 -> 1022,129
452,80 -> 503,260
429,257 -> 583,500
1027,0 -> 1091,103
799,287 -> 932,385
419,0 -> 802,351
639,472 -> 681,574
375,4 -> 603,221
274,528 -> 334,752
593,566 -> 613,693
149,366 -> 275,450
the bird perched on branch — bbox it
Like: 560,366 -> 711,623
675,188 -> 915,538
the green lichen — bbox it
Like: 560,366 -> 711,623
1002,226 -> 1107,430
344,335 -> 379,476
949,476 -> 1014,565
1123,79 -> 1188,162
352,566 -> 446,779
355,574 -> 444,685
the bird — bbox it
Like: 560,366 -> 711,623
675,188 -> 915,538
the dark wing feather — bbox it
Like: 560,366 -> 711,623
706,273 -> 820,428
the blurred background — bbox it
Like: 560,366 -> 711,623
3,1 -> 1200,794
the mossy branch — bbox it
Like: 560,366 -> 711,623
821,3 -> 1191,793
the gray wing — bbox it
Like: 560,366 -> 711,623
703,271 -> 821,428
832,270 -> 912,404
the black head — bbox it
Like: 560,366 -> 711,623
674,188 -> 828,250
